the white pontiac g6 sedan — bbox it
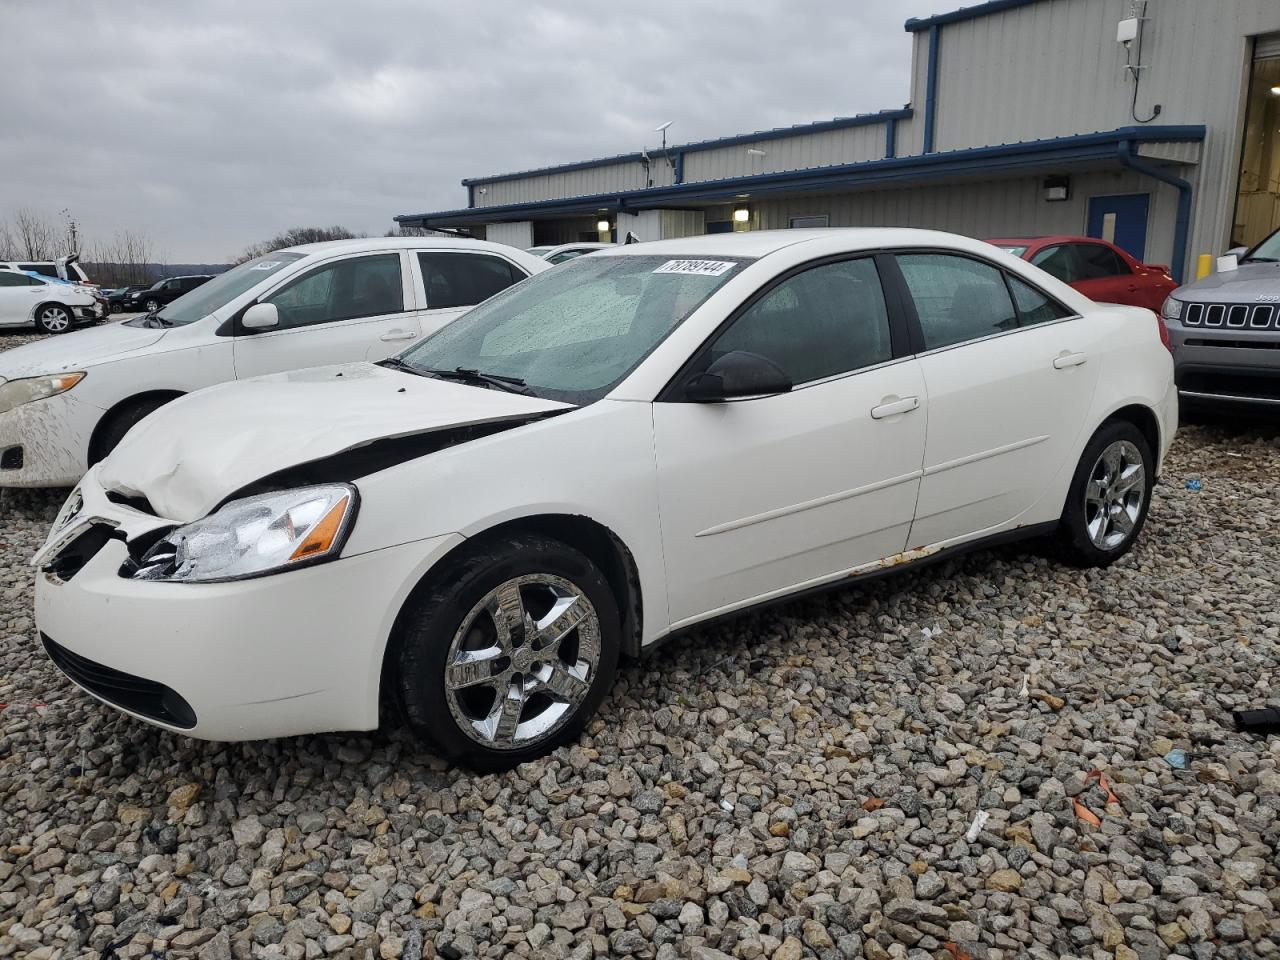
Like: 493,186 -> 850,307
0,238 -> 547,487
33,229 -> 1177,769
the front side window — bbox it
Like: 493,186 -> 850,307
1072,243 -> 1129,279
703,257 -> 892,385
0,272 -> 36,287
1030,245 -> 1079,283
418,252 -> 524,309
263,254 -> 404,330
398,254 -> 749,404
897,253 -> 1018,350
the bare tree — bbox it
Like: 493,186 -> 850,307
0,219 -> 17,260
236,225 -> 363,263
11,207 -> 59,260
85,230 -> 158,287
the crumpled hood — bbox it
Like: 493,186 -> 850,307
0,323 -> 166,382
1175,262 -> 1280,300
98,362 -> 573,523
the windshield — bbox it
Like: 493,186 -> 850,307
1245,228 -> 1280,263
149,253 -> 306,326
397,254 -> 751,404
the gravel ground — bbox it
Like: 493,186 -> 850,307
1,326 -> 1279,960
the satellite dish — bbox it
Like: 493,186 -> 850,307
655,121 -> 674,133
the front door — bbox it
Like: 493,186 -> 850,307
894,252 -> 1100,547
232,252 -> 420,379
652,255 -> 928,627
1087,193 -> 1150,261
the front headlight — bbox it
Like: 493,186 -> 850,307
0,372 -> 86,416
1161,296 -> 1183,320
131,484 -> 357,583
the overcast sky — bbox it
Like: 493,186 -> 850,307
0,1 -> 957,262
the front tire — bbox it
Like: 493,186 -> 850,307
89,397 -> 174,465
391,533 -> 620,771
1057,420 -> 1154,567
35,304 -> 73,334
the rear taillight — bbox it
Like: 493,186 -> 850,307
1156,314 -> 1173,354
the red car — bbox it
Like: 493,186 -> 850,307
986,235 -> 1176,312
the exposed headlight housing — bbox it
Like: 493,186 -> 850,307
0,372 -> 86,415
1160,296 -> 1183,320
130,484 -> 357,583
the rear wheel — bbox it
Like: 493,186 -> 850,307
35,304 -> 73,334
1057,420 -> 1153,567
391,533 -> 620,770
89,397 -> 174,465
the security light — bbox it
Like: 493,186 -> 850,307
733,207 -> 750,223
597,219 -> 611,232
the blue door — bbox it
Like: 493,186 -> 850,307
1086,193 -> 1149,261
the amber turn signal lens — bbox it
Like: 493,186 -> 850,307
289,496 -> 350,562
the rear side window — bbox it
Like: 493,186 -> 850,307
418,252 -> 525,309
897,254 -> 1018,350
1008,276 -> 1073,326
707,257 -> 892,384
0,272 -> 38,287
19,263 -> 57,278
1030,245 -> 1077,283
263,254 -> 404,330
1072,243 -> 1129,279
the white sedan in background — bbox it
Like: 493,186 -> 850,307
0,237 -> 547,486
0,269 -> 107,334
34,229 -> 1176,769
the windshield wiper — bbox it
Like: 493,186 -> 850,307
142,313 -> 174,328
377,356 -> 430,377
421,366 -> 533,395
1241,256 -> 1279,263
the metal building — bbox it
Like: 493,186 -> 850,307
397,0 -> 1280,281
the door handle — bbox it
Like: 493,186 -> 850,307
1053,351 -> 1088,369
379,330 -> 417,342
870,395 -> 920,419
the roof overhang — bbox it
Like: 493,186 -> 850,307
397,125 -> 1206,230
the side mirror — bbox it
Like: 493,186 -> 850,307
1225,246 -> 1248,260
684,350 -> 792,402
242,303 -> 279,331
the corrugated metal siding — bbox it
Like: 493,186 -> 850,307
484,221 -> 534,248
749,167 -> 1180,262
681,125 -> 886,182
1136,140 -> 1201,164
474,160 -> 675,208
926,0 -> 1280,257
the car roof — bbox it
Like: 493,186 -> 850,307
594,227 -> 1001,259
987,235 -> 1114,247
281,236 -> 516,255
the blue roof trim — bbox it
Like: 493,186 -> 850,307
398,126 -> 1206,227
905,0 -> 1047,32
461,109 -> 913,186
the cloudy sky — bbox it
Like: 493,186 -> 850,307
1,1 -> 956,262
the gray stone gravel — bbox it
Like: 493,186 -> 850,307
2,326 -> 1279,959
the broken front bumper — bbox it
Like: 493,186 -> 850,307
33,471 -> 464,741
0,390 -> 100,487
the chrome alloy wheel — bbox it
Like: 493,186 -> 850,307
38,306 -> 70,332
1084,439 -> 1145,550
444,574 -> 601,750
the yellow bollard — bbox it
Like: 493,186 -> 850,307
1195,254 -> 1213,279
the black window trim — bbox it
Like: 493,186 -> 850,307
413,249 -> 531,311
230,251 -> 409,337
656,251 -> 913,403
883,246 -> 1080,358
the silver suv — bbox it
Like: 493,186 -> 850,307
1164,227 -> 1280,408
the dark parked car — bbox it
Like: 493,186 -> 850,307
124,275 -> 213,314
106,285 -> 150,313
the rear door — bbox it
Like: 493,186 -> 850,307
409,251 -> 530,341
652,254 -> 928,626
894,251 -> 1100,547
232,251 -> 418,378
1063,242 -> 1142,307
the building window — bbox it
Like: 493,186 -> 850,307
1232,38 -> 1280,248
789,215 -> 830,229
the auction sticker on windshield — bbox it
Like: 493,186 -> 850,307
653,259 -> 737,277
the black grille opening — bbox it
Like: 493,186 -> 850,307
1178,370 -> 1280,403
43,523 -> 117,581
1184,338 -> 1280,351
0,446 -> 22,470
42,634 -> 196,729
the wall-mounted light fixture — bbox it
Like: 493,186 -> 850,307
1271,85 -> 1280,96
597,219 -> 611,232
1042,175 -> 1070,202
733,206 -> 750,223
